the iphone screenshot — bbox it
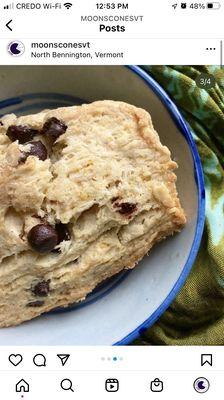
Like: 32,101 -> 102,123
0,0 -> 223,398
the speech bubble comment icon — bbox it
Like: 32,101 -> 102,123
33,354 -> 47,367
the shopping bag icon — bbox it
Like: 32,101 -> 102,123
150,378 -> 163,392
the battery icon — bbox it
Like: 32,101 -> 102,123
207,2 -> 221,8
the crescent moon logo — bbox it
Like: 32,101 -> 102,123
7,41 -> 25,56
193,377 -> 210,393
198,381 -> 205,390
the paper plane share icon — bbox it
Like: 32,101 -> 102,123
57,354 -> 70,366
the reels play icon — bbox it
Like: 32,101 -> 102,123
7,40 -> 25,56
105,378 -> 119,392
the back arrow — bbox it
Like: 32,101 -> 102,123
6,19 -> 12,31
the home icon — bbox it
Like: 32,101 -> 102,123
15,379 -> 29,392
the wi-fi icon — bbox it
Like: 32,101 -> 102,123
64,2 -> 72,9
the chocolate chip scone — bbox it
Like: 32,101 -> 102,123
0,100 -> 186,327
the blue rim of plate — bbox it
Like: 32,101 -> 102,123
114,65 -> 206,345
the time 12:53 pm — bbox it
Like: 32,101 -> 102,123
96,3 -> 129,9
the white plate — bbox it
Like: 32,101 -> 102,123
0,66 -> 205,345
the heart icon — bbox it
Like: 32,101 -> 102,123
8,354 -> 23,366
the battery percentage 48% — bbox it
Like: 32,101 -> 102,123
189,3 -> 206,8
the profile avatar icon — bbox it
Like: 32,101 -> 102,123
8,40 -> 25,56
193,377 -> 210,393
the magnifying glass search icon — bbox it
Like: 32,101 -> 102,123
60,378 -> 74,392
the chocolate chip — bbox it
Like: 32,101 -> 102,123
0,121 -> 3,126
27,224 -> 58,253
114,202 -> 137,215
6,125 -> 38,144
111,196 -> 120,203
41,117 -> 67,142
27,300 -> 45,307
20,140 -> 48,163
52,223 -> 71,253
56,223 -> 71,243
32,280 -> 50,297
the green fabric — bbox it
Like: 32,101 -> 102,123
134,66 -> 224,345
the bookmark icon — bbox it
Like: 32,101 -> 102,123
201,354 -> 212,366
